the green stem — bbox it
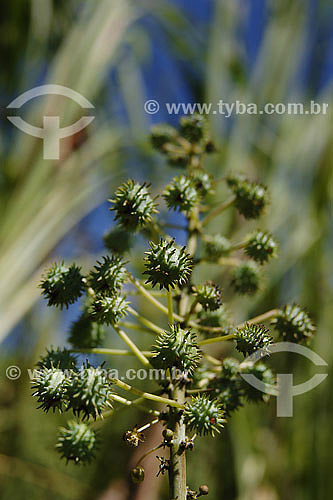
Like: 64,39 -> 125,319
183,297 -> 198,325
113,326 -> 150,366
199,334 -> 235,346
169,206 -> 199,500
201,195 -> 236,227
167,286 -> 174,325
129,275 -> 183,322
236,308 -> 279,328
136,443 -> 163,466
92,396 -> 160,424
71,348 -> 153,357
111,378 -> 184,408
136,417 -> 160,434
119,321 -> 155,334
217,256 -> 242,266
128,306 -> 165,335
109,394 -> 160,416
229,240 -> 248,252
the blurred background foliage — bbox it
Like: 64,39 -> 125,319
0,0 -> 332,499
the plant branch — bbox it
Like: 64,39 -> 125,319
113,326 -> 151,366
111,378 -> 185,409
128,306 -> 165,335
71,348 -> 153,357
201,195 -> 236,227
236,308 -> 279,328
167,286 -> 174,324
129,275 -> 183,322
199,334 -> 236,346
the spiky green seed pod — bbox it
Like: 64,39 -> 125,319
194,281 -> 222,311
90,294 -> 129,326
163,175 -> 200,214
210,358 -> 243,415
226,173 -> 246,189
40,262 -> 85,309
203,235 -> 231,261
184,395 -> 226,436
216,381 -> 243,415
143,239 -> 192,290
198,305 -> 230,330
65,363 -> 113,420
271,304 -> 315,343
37,347 -> 77,370
150,124 -> 178,151
32,368 -> 67,413
227,175 -> 268,219
240,361 -> 275,402
180,114 -> 205,143
68,313 -> 105,349
190,171 -> 213,196
245,230 -> 278,264
167,150 -> 191,168
151,324 -> 201,375
103,226 -> 133,254
110,180 -> 158,232
221,357 -> 241,378
88,255 -> 127,295
235,324 -> 273,357
56,421 -> 98,465
231,261 -> 260,295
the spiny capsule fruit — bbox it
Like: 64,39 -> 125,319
37,347 -> 77,370
167,150 -> 191,168
198,305 -> 230,330
65,363 -> 113,420
227,174 -> 268,219
163,175 -> 200,214
245,230 -> 278,264
90,294 -> 129,326
194,281 -> 222,311
235,323 -> 273,357
204,234 -> 231,261
32,368 -> 67,413
150,123 -> 178,152
271,303 -> 315,343
143,239 -> 193,290
240,361 -> 275,402
210,358 -> 243,415
184,395 -> 226,436
68,313 -> 105,349
151,324 -> 201,376
110,180 -> 158,232
231,261 -> 261,295
179,114 -> 205,143
56,421 -> 98,465
103,226 -> 134,254
40,262 -> 85,309
190,170 -> 213,196
88,255 -> 127,295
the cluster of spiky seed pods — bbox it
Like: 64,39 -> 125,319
35,114 -> 315,498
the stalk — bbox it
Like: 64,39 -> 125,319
168,207 -> 199,500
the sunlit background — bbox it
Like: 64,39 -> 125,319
0,1 -> 332,499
